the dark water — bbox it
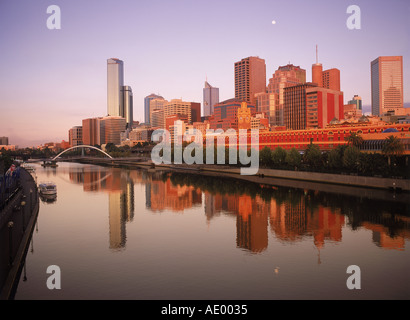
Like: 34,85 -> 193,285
13,162 -> 410,299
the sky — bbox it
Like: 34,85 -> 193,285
0,0 -> 409,147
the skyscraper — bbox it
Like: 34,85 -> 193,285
371,56 -> 404,116
203,81 -> 219,117
264,64 -> 306,126
121,86 -> 133,129
234,56 -> 266,106
107,58 -> 124,117
144,94 -> 164,124
284,83 -> 317,130
322,68 -> 340,91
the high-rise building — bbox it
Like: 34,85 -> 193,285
312,63 -> 323,88
144,94 -> 164,124
234,56 -> 266,106
203,81 -> 219,117
348,95 -> 362,111
0,137 -> 9,145
190,102 -> 201,123
371,56 -> 404,116
305,87 -> 344,129
101,116 -> 127,145
107,58 -> 124,117
151,109 -> 165,129
68,126 -> 83,147
264,64 -> 306,126
149,97 -> 167,125
82,117 -> 103,146
284,83 -> 317,130
121,86 -> 133,129
322,68 -> 340,91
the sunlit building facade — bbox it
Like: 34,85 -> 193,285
235,56 -> 266,106
371,56 -> 404,116
203,81 -> 219,117
107,58 -> 124,117
68,126 -> 83,147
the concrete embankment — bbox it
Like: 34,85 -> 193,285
0,168 -> 39,300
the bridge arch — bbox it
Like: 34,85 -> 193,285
52,145 -> 113,160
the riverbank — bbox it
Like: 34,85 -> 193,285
0,168 -> 39,300
62,156 -> 410,193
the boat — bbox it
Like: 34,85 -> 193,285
41,160 -> 58,168
38,182 -> 57,196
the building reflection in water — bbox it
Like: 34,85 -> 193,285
68,168 -> 410,255
69,167 -> 134,250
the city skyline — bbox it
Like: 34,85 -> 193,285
1,0 -> 409,147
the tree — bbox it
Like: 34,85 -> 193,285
259,147 -> 272,167
343,145 -> 361,171
286,148 -> 301,169
382,135 -> 404,166
271,147 -> 287,167
327,145 -> 346,170
303,143 -> 322,169
345,131 -> 363,147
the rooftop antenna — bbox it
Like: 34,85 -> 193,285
316,44 -> 318,64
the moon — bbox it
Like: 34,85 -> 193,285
272,20 -> 276,25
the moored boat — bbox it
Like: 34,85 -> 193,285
38,182 -> 57,195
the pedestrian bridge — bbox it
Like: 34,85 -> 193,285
52,145 -> 113,160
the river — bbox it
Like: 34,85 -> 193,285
13,162 -> 410,299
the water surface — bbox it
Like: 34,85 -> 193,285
14,162 -> 410,299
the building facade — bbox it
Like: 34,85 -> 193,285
210,99 -> 256,131
144,94 -> 164,124
264,64 -> 306,127
68,126 -> 83,147
121,86 -> 133,129
101,116 -> 126,145
234,56 -> 266,106
322,68 -> 340,91
107,58 -> 124,117
284,83 -> 317,130
203,81 -> 219,117
82,118 -> 103,146
305,87 -> 344,129
371,56 -> 404,116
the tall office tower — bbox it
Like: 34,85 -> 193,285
68,126 -> 83,147
322,68 -> 340,91
348,95 -> 362,111
82,117 -> 103,146
203,81 -> 219,117
107,58 -> 124,117
371,56 -> 404,116
283,83 -> 317,130
234,56 -> 266,105
265,64 -> 306,126
144,94 -> 164,124
121,86 -> 133,129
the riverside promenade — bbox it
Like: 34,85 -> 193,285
0,167 -> 39,300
